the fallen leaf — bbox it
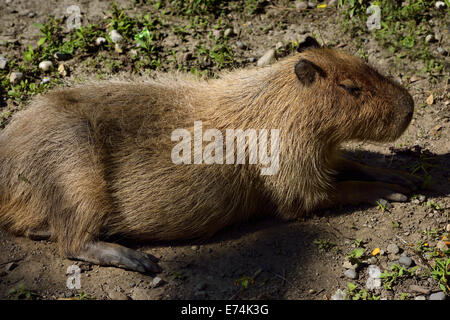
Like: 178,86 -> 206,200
371,248 -> 381,256
426,94 -> 434,105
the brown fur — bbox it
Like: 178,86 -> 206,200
0,47 -> 414,258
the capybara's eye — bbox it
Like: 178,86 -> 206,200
339,79 -> 361,95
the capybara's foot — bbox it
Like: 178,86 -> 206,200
72,241 -> 162,274
336,158 -> 422,192
369,167 -> 423,192
331,180 -> 410,207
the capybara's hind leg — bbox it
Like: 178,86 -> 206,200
72,241 -> 162,273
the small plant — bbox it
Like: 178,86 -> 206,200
426,201 -> 442,211
314,238 -> 336,252
354,238 -> 364,247
8,284 -> 37,300
234,275 -> 254,290
380,263 -> 418,290
399,292 -> 410,300
430,258 -> 450,293
346,282 -> 381,300
76,291 -> 94,300
346,247 -> 366,265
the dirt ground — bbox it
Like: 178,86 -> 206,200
0,0 -> 448,300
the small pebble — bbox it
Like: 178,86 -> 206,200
367,257 -> 377,265
224,28 -> 234,37
0,55 -> 9,69
437,47 -> 447,55
342,260 -> 357,270
429,291 -> 446,300
387,243 -> 400,255
58,64 -> 68,77
236,40 -> 246,49
247,57 -> 256,63
308,289 -> 316,294
109,30 -> 123,43
152,276 -> 164,288
435,1 -> 446,9
445,224 -> 450,232
257,49 -> 276,67
417,195 -> 426,202
344,269 -> 358,279
414,295 -> 426,300
425,34 -> 435,43
95,37 -> 107,46
39,60 -> 53,72
331,289 -> 346,300
399,255 -> 413,268
368,265 -> 381,279
307,1 -> 317,8
366,277 -> 381,290
191,245 -> 199,250
9,71 -> 23,84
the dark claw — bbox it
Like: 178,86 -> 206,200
73,241 -> 162,274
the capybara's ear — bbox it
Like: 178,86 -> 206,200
297,36 -> 321,53
294,59 -> 325,86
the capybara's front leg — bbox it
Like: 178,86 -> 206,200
71,242 -> 162,274
317,180 -> 411,211
335,157 -> 422,192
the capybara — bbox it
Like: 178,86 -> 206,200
0,37 -> 420,272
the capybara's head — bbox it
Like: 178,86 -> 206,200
291,37 -> 414,143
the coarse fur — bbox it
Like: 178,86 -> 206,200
0,44 -> 414,259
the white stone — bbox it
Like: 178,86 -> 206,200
39,60 -> 53,72
367,265 -> 381,279
95,37 -> 106,46
109,30 -> 123,43
366,277 -> 381,290
331,289 -> 347,300
435,1 -> 446,9
0,55 -> 9,69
